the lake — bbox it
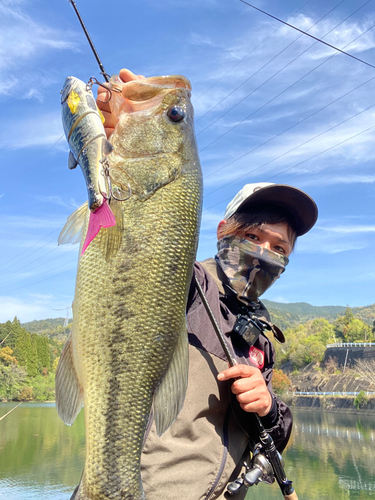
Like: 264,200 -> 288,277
0,403 -> 374,499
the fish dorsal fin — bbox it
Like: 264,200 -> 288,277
58,203 -> 88,245
68,151 -> 79,170
55,332 -> 84,425
153,324 -> 189,436
102,137 -> 114,157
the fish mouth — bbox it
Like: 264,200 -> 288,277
110,75 -> 192,113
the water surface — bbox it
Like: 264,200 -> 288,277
0,404 -> 373,499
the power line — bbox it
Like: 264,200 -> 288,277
0,260 -> 78,294
193,0 -> 312,106
240,0 -> 375,70
1,245 -> 78,284
203,73 -> 375,181
203,101 -> 375,206
204,121 -> 375,213
196,0 -> 346,126
0,198 -> 84,273
198,2 -> 375,153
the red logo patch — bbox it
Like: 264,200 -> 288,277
249,346 -> 264,369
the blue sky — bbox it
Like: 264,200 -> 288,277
1,0 -> 375,322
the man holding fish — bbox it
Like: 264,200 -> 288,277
93,68 -> 318,500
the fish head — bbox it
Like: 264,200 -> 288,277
108,75 -> 201,200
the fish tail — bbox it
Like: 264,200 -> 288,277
81,200 -> 116,254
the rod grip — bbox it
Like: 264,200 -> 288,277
284,491 -> 299,500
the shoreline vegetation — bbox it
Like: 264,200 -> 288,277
1,303 -> 375,410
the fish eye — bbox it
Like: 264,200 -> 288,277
167,106 -> 185,123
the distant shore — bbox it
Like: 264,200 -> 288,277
285,394 -> 375,414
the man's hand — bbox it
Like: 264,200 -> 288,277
96,68 -> 145,138
217,364 -> 272,417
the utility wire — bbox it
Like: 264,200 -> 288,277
196,0 -> 346,125
0,197 -> 85,274
198,2 -> 375,153
203,73 -> 375,180
265,123 -> 375,181
240,0 -> 375,70
204,116 -> 375,212
1,245 -> 78,284
194,0 -> 312,105
0,260 -> 78,294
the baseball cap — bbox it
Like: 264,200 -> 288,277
223,182 -> 318,236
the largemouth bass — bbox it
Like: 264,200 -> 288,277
56,74 -> 202,500
61,77 -> 116,253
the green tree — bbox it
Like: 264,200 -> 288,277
33,334 -> 51,372
354,391 -> 368,409
343,318 -> 372,342
13,329 -> 38,377
0,346 -> 18,365
0,364 -> 27,400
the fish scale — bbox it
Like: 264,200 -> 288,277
56,75 -> 202,500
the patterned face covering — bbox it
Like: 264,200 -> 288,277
215,236 -> 289,304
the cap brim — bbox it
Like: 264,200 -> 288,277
235,184 -> 318,236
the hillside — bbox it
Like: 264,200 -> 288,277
21,318 -> 72,342
19,302 -> 375,336
262,300 -> 375,330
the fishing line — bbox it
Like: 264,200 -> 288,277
196,0 -> 346,126
194,0 -> 312,105
198,2 -> 375,151
204,100 -> 375,200
240,0 -> 375,70
49,133 -> 65,150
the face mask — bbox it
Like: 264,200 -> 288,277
215,236 -> 289,304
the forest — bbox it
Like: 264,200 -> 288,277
0,304 -> 374,401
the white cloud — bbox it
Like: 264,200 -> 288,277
0,112 -> 64,149
0,295 -> 71,323
0,1 -> 80,99
317,225 -> 375,234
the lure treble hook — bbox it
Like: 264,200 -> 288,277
100,159 -> 132,202
86,77 -> 121,103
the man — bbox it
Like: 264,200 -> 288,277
96,70 -> 318,499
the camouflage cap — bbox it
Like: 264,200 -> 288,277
223,182 -> 318,236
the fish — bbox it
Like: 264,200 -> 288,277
61,76 -> 116,254
56,74 -> 202,500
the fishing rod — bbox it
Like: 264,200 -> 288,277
0,402 -> 22,422
68,0 -> 110,82
194,274 -> 298,500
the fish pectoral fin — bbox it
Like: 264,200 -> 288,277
100,198 -> 123,261
153,325 -> 189,436
102,137 -> 114,156
68,151 -> 79,170
55,332 -> 84,425
58,202 -> 89,245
